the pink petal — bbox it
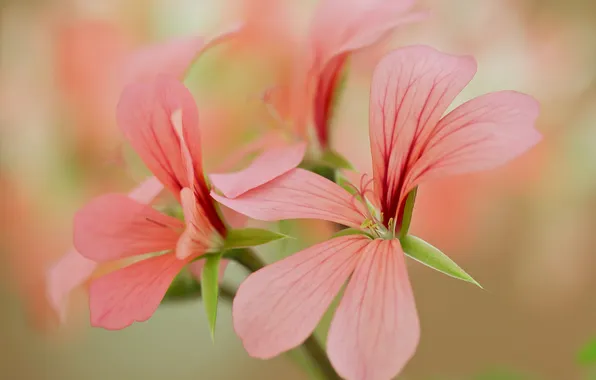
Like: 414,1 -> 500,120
211,168 -> 367,229
405,91 -> 542,191
188,259 -> 229,281
369,45 -> 477,221
310,0 -> 422,64
327,239 -> 420,380
117,76 -> 226,234
212,130 -> 287,173
209,142 -> 306,198
117,76 -> 201,196
120,23 -> 242,85
175,188 -> 220,260
331,10 -> 429,58
74,193 -> 183,262
46,249 -> 97,323
219,204 -> 248,229
48,178 -> 165,321
233,235 -> 370,358
89,253 -> 189,329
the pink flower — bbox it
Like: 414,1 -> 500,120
67,73 -> 306,330
47,176 -> 164,324
211,46 -> 541,380
70,76 -> 229,330
46,27 -> 245,326
266,0 -> 427,149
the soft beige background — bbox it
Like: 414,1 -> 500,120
2,0 -> 596,379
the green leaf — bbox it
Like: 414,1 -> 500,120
578,338 -> 596,365
308,164 -> 336,182
201,255 -> 221,340
223,228 -> 291,249
319,149 -> 354,170
331,228 -> 373,239
401,235 -> 482,288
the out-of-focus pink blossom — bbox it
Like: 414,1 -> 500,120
265,0 -> 427,150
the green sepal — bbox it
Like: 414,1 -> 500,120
201,254 -> 222,341
401,234 -> 482,288
223,228 -> 291,249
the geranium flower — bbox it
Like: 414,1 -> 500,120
46,28 -> 241,325
211,45 -> 541,380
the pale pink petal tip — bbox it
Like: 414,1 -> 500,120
120,21 -> 243,86
120,36 -> 205,86
233,236 -> 370,358
46,250 -> 97,323
209,142 -> 306,198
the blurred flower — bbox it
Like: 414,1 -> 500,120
212,45 -> 541,380
264,0 -> 426,152
54,19 -> 134,157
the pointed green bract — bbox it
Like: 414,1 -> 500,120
320,149 -> 354,170
400,235 -> 482,288
201,255 -> 221,340
223,228 -> 290,249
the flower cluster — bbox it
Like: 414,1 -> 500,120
47,1 -> 541,379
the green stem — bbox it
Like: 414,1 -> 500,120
163,275 -> 236,303
399,187 -> 418,239
226,248 -> 267,273
228,248 -> 341,380
302,335 -> 342,380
